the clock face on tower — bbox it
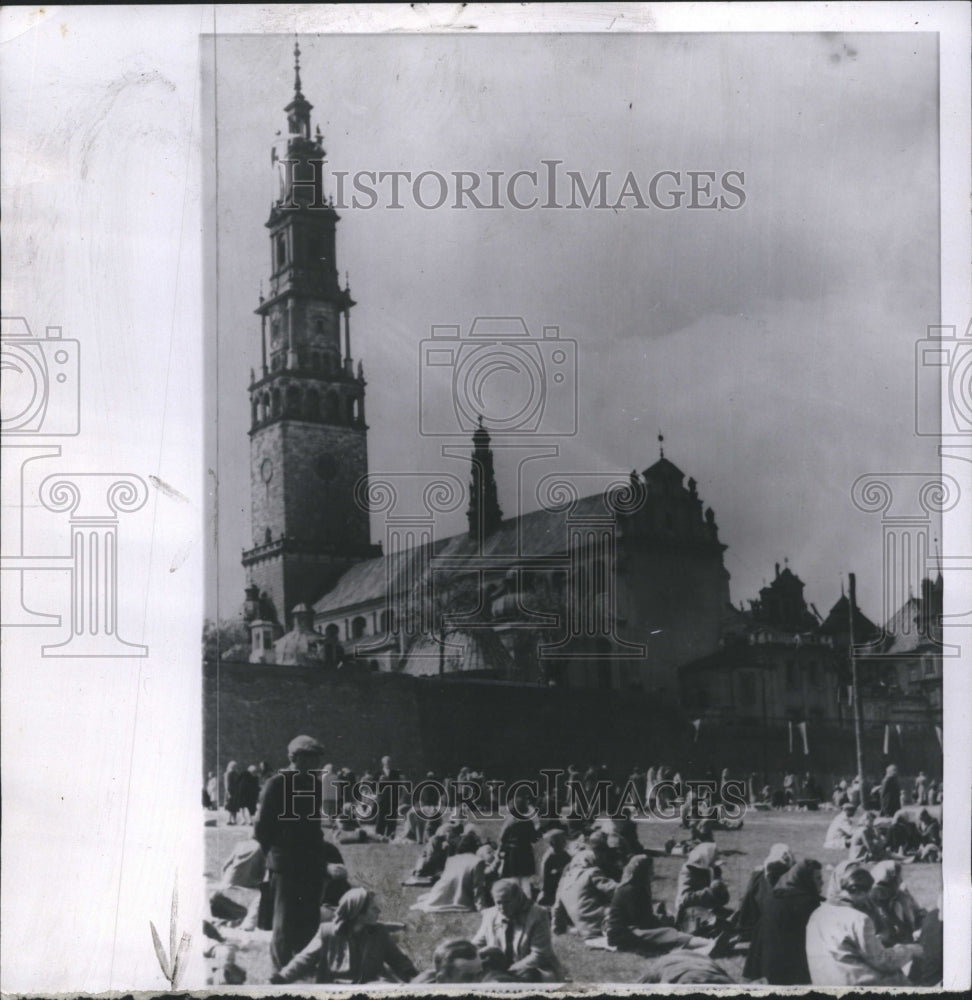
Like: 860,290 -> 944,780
260,457 -> 273,483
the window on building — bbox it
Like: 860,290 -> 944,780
923,656 -> 937,678
351,616 -> 367,639
276,232 -> 287,270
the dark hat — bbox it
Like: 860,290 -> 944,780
287,734 -> 324,757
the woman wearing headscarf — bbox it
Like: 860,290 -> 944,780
805,865 -> 921,986
751,859 -> 823,984
734,844 -> 794,940
270,888 -> 417,984
673,842 -> 732,937
606,856 -> 728,956
410,831 -> 489,913
868,860 -> 925,946
551,842 -> 619,939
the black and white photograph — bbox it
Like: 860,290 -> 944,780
2,4 -> 970,994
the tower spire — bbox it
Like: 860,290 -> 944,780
293,38 -> 302,97
467,417 -> 503,541
658,431 -> 665,459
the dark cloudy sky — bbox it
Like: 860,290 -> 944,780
207,31 -> 941,623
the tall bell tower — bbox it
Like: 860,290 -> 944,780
243,43 -> 378,627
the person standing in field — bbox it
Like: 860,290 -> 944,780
254,734 -> 328,971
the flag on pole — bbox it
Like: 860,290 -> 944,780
798,721 -> 810,755
935,725 -> 943,748
788,721 -> 794,754
883,724 -> 890,756
691,719 -> 701,743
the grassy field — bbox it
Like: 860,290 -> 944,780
204,809 -> 941,985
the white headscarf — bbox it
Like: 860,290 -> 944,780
686,842 -> 718,869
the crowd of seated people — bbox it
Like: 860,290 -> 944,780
205,753 -> 941,988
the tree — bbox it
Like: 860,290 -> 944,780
202,618 -> 250,665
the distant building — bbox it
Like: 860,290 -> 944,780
855,575 -> 944,725
679,564 -> 944,728
679,562 -> 843,724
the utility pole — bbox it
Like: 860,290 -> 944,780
848,573 -> 865,791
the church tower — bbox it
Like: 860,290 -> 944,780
243,43 -> 378,627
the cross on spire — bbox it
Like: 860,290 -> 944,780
658,431 -> 664,458
293,38 -> 303,97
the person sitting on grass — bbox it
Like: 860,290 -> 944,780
537,829 -> 571,907
552,837 -> 619,939
824,803 -> 859,849
868,860 -> 925,946
606,855 -> 731,957
673,842 -> 733,937
734,842 -> 795,976
402,822 -> 461,885
908,892 -> 942,987
638,952 -> 735,984
411,831 -> 490,913
472,879 -> 566,982
751,858 -> 824,985
270,888 -> 417,985
848,811 -> 887,862
916,809 -> 941,861
412,938 -> 484,984
885,809 -> 922,857
805,865 -> 922,986
334,803 -> 387,844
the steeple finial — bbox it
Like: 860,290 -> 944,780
658,431 -> 664,458
293,38 -> 302,97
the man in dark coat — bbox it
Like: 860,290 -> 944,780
254,734 -> 328,970
879,764 -> 901,818
753,859 -> 823,984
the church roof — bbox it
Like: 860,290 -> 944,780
818,594 -> 879,640
313,491 -> 612,616
642,456 -> 685,483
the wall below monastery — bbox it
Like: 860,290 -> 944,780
205,662 -> 942,787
